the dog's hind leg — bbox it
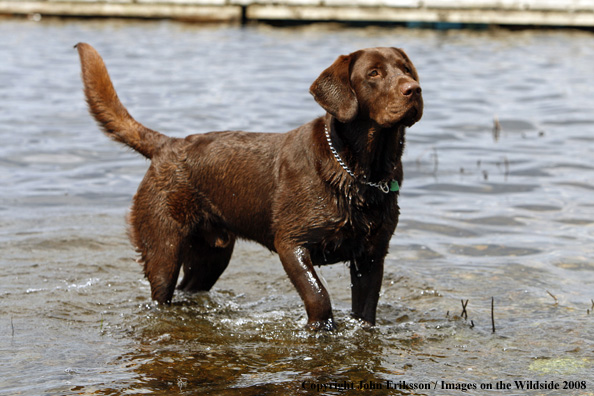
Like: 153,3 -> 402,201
177,232 -> 235,292
130,217 -> 185,304
129,217 -> 186,304
127,174 -> 192,304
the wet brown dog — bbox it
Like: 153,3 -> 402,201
76,43 -> 422,330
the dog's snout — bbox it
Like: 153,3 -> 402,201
400,81 -> 422,97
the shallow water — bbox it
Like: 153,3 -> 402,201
1,17 -> 594,395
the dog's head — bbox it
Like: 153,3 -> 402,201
310,47 -> 423,128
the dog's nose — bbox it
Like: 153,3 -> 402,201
400,81 -> 422,97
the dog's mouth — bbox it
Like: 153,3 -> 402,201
402,104 -> 422,126
383,99 -> 423,127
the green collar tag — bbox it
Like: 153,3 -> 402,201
389,180 -> 400,192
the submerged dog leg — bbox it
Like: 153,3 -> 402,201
177,234 -> 235,292
277,244 -> 335,331
350,256 -> 384,326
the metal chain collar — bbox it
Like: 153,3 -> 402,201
324,123 -> 396,194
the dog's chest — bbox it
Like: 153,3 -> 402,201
311,189 -> 399,264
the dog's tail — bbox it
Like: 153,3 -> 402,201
75,43 -> 168,159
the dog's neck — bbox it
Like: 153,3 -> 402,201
328,115 -> 405,184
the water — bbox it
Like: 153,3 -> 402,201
1,17 -> 594,395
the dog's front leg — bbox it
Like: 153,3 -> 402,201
276,244 -> 335,331
350,256 -> 384,327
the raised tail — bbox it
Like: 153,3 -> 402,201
75,43 -> 168,159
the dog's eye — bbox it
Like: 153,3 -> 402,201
403,65 -> 412,74
368,70 -> 379,77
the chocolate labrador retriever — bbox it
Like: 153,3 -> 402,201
76,43 -> 422,330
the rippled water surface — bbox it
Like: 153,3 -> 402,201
1,17 -> 594,395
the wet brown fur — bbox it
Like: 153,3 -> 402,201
76,43 -> 423,330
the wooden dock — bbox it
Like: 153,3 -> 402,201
2,0 -> 594,27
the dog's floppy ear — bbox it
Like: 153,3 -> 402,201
310,54 -> 358,123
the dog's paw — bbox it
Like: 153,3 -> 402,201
350,314 -> 375,329
306,318 -> 338,332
